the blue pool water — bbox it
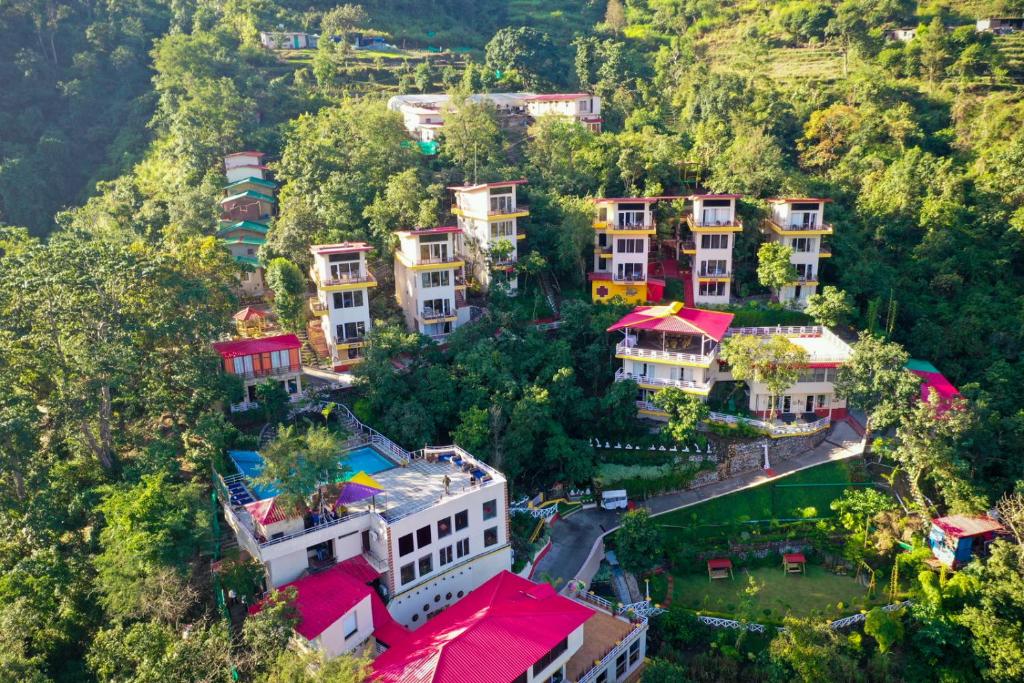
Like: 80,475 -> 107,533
228,445 -> 396,500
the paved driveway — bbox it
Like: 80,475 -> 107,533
534,422 -> 864,588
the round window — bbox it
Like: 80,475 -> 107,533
457,590 -> 464,598
434,595 -> 441,603
446,592 -> 452,600
423,604 -> 430,612
412,614 -> 419,622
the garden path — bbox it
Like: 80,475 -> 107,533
534,421 -> 864,590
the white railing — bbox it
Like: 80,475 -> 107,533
707,411 -> 831,436
510,505 -> 558,520
727,325 -> 824,337
534,321 -> 562,332
697,616 -> 769,633
635,399 -> 664,413
615,368 -> 710,392
616,341 -> 716,366
688,215 -> 743,229
260,509 -> 372,549
829,600 -> 911,629
695,600 -> 912,635
765,219 -> 834,233
576,619 -> 647,683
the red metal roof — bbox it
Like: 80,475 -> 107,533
594,196 -> 660,203
232,306 -> 267,321
252,563 -> 373,641
371,571 -> 594,683
310,242 -> 372,255
707,558 -> 733,569
448,179 -> 528,191
690,193 -> 741,199
607,302 -> 735,341
225,151 -> 266,158
212,333 -> 301,359
766,197 -> 833,203
337,555 -> 381,583
244,498 -> 292,525
523,92 -> 591,101
783,553 -> 806,563
931,515 -> 1003,539
398,226 -> 462,235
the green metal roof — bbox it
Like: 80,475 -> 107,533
905,359 -> 939,373
222,176 -> 278,191
220,190 -> 276,204
235,255 -> 261,266
222,236 -> 266,247
217,222 -> 269,238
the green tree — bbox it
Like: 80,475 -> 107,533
709,125 -> 786,197
414,61 -> 434,92
255,424 -> 344,513
265,257 -> 306,332
770,616 -> 861,682
604,0 -> 626,33
917,17 -> 951,85
93,473 -> 207,621
363,169 -> 435,249
255,379 -> 291,425
834,333 -> 920,451
756,242 -> 798,294
864,606 -> 904,654
642,658 -> 691,683
484,26 -> 560,89
806,286 -> 855,327
721,334 -> 809,421
439,97 -> 505,182
320,4 -> 368,41
653,387 -> 710,443
614,509 -> 662,575
88,619 -> 233,682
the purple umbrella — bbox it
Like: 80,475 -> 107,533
334,471 -> 384,505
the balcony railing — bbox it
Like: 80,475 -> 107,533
635,399 -> 665,413
310,267 -> 376,288
680,239 -> 696,252
420,307 -> 454,321
232,364 -> 302,380
764,218 -> 834,234
612,273 -> 646,283
607,221 -> 655,231
308,298 -> 328,314
707,411 -> 831,437
819,244 -> 832,257
488,203 -> 528,215
614,368 -> 710,392
616,341 -> 717,366
414,254 -> 461,266
698,270 -> 732,278
687,215 -> 743,230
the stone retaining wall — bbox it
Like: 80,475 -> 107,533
683,429 -> 828,491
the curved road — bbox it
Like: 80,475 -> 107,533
535,422 -> 864,589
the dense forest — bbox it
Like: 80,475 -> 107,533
2,0 -> 1024,681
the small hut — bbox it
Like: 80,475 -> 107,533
783,553 -> 806,574
928,514 -> 1004,569
707,558 -> 733,581
233,306 -> 267,337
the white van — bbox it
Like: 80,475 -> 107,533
601,489 -> 628,510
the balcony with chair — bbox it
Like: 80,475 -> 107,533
687,215 -> 743,232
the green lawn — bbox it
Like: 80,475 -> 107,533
655,460 -> 866,527
649,565 -> 880,622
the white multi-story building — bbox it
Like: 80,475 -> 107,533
683,194 -> 743,306
224,151 -> 270,184
523,92 -> 602,131
762,198 -> 833,307
217,408 -> 513,634
590,197 -> 665,304
308,243 -> 376,370
387,92 -> 602,141
450,180 -> 529,293
393,227 -> 471,342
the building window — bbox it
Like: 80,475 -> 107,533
532,638 -> 569,677
439,545 -> 453,566
795,263 -> 814,279
700,234 -> 729,249
337,321 -> 366,341
437,516 -> 452,538
418,554 -> 433,576
596,670 -> 608,683
483,499 -> 497,520
616,262 -> 643,281
398,533 -> 414,557
817,394 -> 828,408
616,652 -> 627,677
615,238 -> 645,254
332,290 -> 364,309
343,612 -> 358,639
699,259 -> 727,276
484,526 -> 498,547
490,220 -> 515,239
421,270 -> 450,288
698,281 -> 726,297
629,639 -> 640,665
791,237 -> 814,252
456,538 -> 470,558
455,510 -> 468,531
400,563 -> 415,585
416,525 -> 432,548
422,298 -> 452,318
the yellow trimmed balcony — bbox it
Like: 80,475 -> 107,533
395,251 -> 465,271
308,298 -> 328,316
762,218 -> 833,237
614,368 -> 712,396
687,215 -> 743,233
819,243 -> 832,258
453,204 -> 529,220
615,341 -> 717,368
310,267 -> 377,292
680,239 -> 696,255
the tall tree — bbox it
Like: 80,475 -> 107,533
721,334 -> 809,421
265,257 -> 306,332
756,242 -> 798,296
653,387 -> 710,443
806,286 -> 855,327
255,424 -> 345,513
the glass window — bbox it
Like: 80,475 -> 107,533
337,321 -> 366,341
484,526 -> 498,547
343,612 -> 358,638
398,534 -> 414,557
400,563 -> 415,584
456,538 -> 470,558
421,271 -> 450,288
616,652 -> 627,676
416,525 -> 431,548
437,516 -> 452,538
332,291 -> 364,309
454,510 -> 469,531
418,554 -> 433,576
483,499 -> 497,520
439,545 -> 453,566
629,639 -> 640,665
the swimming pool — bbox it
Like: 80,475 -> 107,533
227,445 -> 396,500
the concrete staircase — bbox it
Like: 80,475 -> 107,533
302,320 -> 332,368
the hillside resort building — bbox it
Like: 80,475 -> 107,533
387,92 -> 602,142
309,243 -> 376,370
682,194 -> 743,306
609,302 -> 852,423
590,197 -> 665,304
450,180 -> 529,294
212,333 -> 303,413
218,151 -> 277,301
761,198 -> 833,307
393,226 -> 472,342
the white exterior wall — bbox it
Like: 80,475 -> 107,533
311,595 -> 374,658
622,358 -> 711,388
311,249 -> 373,360
386,482 -> 511,628
768,201 -> 826,307
691,197 -> 736,305
225,153 -> 263,170
525,623 -> 586,683
453,185 -> 521,292
598,201 -> 651,284
394,232 -> 462,336
225,166 -> 264,183
746,379 -> 847,415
